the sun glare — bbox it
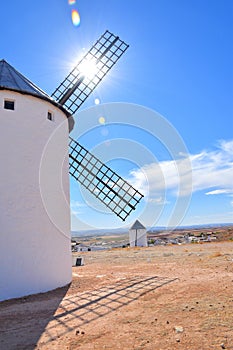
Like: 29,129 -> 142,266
79,59 -> 98,79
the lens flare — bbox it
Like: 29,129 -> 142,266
68,0 -> 76,5
99,116 -> 105,124
95,98 -> 100,105
72,10 -> 80,26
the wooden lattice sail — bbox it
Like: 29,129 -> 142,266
52,30 -> 144,220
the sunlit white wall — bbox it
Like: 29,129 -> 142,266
0,90 -> 71,301
129,228 -> 147,247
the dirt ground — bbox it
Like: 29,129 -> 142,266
0,241 -> 233,350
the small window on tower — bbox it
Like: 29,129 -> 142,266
47,111 -> 54,121
4,100 -> 15,110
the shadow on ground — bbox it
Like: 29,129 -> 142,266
41,275 -> 177,346
0,276 -> 177,349
0,285 -> 70,350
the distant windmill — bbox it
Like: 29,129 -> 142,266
0,30 -> 143,301
129,220 -> 147,247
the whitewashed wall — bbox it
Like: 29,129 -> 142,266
0,90 -> 72,301
129,228 -> 148,247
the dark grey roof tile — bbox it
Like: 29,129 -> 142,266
0,59 -> 51,99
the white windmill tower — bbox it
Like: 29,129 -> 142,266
129,220 -> 147,247
0,31 -> 143,301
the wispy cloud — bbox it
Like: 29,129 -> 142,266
205,189 -> 232,196
129,139 -> 233,200
70,200 -> 87,215
191,140 -> 233,194
146,197 -> 170,205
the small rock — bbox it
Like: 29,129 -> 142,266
81,331 -> 85,335
76,330 -> 80,335
167,321 -> 170,324
220,343 -> 226,349
174,326 -> 184,333
176,339 -> 180,342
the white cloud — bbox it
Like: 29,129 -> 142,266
145,196 -> 170,205
190,140 -> 233,194
71,200 -> 87,208
70,200 -> 87,215
219,139 -> 233,154
129,139 -> 233,200
205,189 -> 232,196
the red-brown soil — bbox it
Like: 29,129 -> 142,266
0,241 -> 233,349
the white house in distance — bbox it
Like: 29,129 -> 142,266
0,59 -> 74,301
129,220 -> 147,247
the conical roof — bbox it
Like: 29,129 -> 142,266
0,59 -> 74,130
0,59 -> 51,99
130,220 -> 146,230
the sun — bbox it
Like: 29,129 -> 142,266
79,59 -> 98,79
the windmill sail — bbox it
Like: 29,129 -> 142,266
51,30 -> 143,220
69,137 -> 144,221
51,30 -> 129,115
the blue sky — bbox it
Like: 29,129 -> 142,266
1,1 -> 233,230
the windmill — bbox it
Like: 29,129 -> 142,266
0,30 -> 143,301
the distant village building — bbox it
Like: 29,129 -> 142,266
129,220 -> 147,247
